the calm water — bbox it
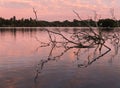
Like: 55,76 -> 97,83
0,27 -> 120,88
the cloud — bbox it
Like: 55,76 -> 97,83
0,0 -> 33,8
0,0 -> 119,21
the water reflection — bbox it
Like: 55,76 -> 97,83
0,27 -> 39,38
34,28 -> 120,83
0,27 -> 120,88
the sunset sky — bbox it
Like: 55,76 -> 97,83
0,0 -> 120,21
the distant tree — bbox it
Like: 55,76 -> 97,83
0,17 -> 4,26
73,19 -> 80,26
98,19 -> 116,27
10,16 -> 17,26
88,19 -> 96,27
51,21 -> 61,27
62,20 -> 71,26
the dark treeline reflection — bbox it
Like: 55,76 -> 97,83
0,27 -> 43,38
34,28 -> 120,82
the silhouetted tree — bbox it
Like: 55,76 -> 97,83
0,16 -> 119,27
98,19 -> 116,27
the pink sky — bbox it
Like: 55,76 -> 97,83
0,0 -> 120,21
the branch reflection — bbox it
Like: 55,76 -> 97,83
34,28 -> 120,82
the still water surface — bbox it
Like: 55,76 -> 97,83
0,27 -> 120,88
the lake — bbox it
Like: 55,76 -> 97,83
0,27 -> 120,88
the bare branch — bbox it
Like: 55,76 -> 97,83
33,8 -> 38,21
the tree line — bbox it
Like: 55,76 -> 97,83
0,16 -> 119,27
